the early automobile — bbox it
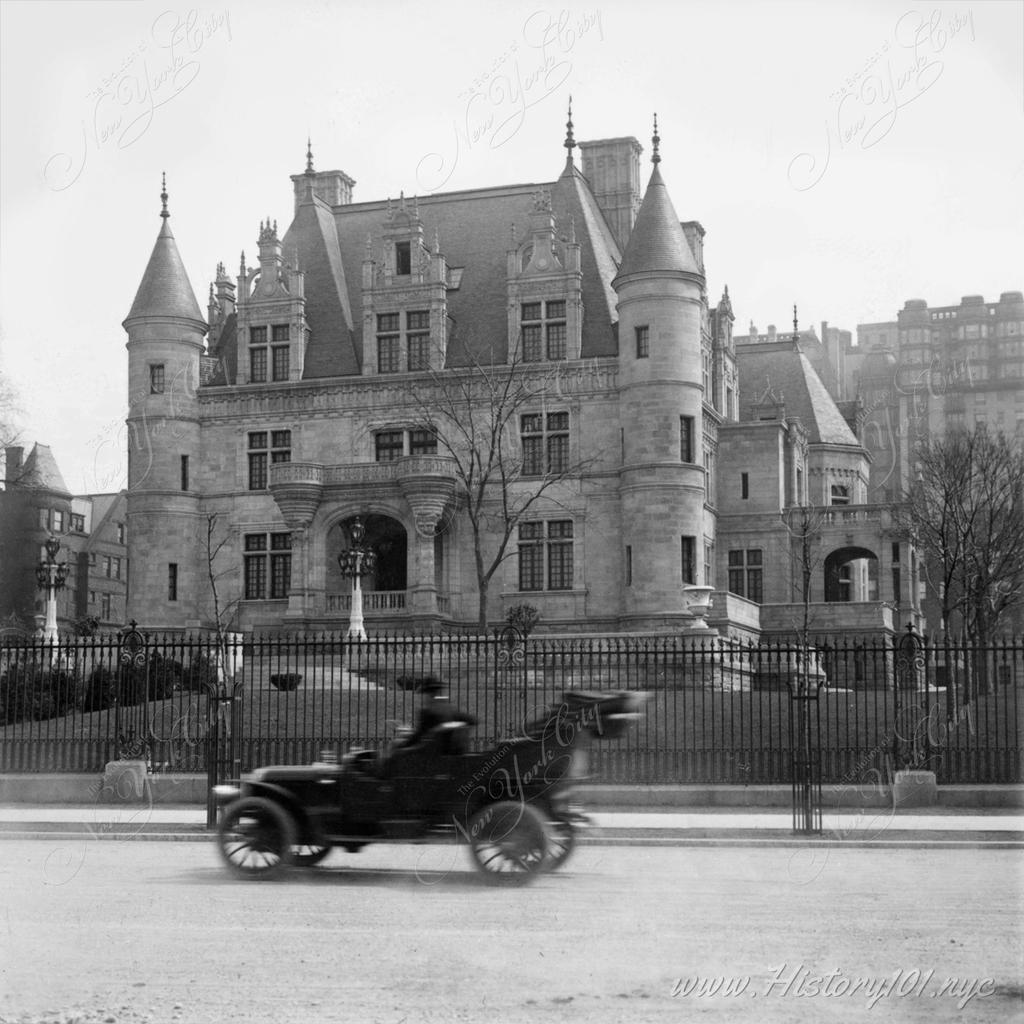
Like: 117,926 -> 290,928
214,689 -> 645,885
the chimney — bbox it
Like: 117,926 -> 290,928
579,137 -> 643,251
4,446 -> 23,484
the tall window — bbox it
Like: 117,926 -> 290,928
248,431 -> 291,490
38,508 -> 49,530
520,300 -> 567,362
636,325 -> 650,359
680,416 -> 695,462
704,542 -> 713,587
625,545 -> 633,586
741,472 -> 749,499
250,327 -> 268,383
520,412 -> 569,476
681,536 -> 696,585
727,549 -> 763,602
101,594 -> 111,620
116,522 -> 125,544
52,510 -> 64,533
150,364 -> 165,394
168,563 -> 178,602
377,312 -> 400,373
395,241 -> 411,275
518,520 -> 573,591
407,311 -> 430,370
180,455 -> 189,491
830,484 -> 850,505
271,325 -> 290,381
244,533 -> 291,599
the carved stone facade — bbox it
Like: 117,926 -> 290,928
122,129 -> 917,637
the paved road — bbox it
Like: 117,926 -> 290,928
0,839 -> 1021,1024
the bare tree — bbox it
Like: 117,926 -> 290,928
781,503 -> 829,646
406,340 -> 596,632
203,513 -> 241,676
895,425 -> 1024,644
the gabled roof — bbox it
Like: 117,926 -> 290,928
736,343 -> 861,446
281,159 -> 623,373
125,217 -> 205,325
613,164 -> 699,282
19,444 -> 71,496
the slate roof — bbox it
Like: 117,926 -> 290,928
19,444 -> 71,496
279,157 -> 623,376
125,217 -> 205,324
613,164 -> 700,282
736,342 -> 861,446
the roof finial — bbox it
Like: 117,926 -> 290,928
160,172 -> 169,218
792,304 -> 801,348
651,114 -> 661,164
564,95 -> 575,160
306,137 -> 314,175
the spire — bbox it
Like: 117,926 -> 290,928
306,137 -> 314,174
124,174 -> 204,324
564,95 -> 575,164
613,137 -> 700,283
651,114 -> 660,165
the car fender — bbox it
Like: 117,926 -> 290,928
242,782 -> 320,843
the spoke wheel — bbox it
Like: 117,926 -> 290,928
291,844 -> 332,867
218,797 -> 296,880
543,818 -> 577,871
466,801 -> 549,886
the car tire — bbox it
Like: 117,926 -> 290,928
466,801 -> 549,886
218,797 -> 297,880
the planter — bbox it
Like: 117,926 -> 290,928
269,673 -> 303,691
683,585 -> 715,631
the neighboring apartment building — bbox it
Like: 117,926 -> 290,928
120,118 -> 920,640
0,444 -> 128,634
848,292 -> 1024,503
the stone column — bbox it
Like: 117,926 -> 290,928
400,471 -> 457,618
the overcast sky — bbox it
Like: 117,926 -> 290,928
1,0 -> 1021,494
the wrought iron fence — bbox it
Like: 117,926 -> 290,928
0,630 -> 1020,785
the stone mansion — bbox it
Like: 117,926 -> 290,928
123,118 -> 923,638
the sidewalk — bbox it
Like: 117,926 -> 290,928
1,803 -> 1020,845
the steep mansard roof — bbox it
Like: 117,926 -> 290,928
613,164 -> 700,283
737,343 -> 861,446
125,217 -> 205,325
278,161 -> 624,375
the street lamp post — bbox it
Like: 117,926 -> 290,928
337,516 -> 377,641
35,536 -> 69,643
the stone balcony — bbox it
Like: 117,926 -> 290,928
269,456 -> 459,528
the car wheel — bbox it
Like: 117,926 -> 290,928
466,801 -> 549,886
218,797 -> 296,880
543,818 -> 577,871
291,844 -> 332,867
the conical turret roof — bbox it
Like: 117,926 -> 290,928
125,204 -> 204,325
613,164 -> 699,282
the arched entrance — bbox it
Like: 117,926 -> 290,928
326,514 -> 408,612
824,546 -> 878,602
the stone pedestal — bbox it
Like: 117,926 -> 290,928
101,760 -> 150,803
892,769 -> 938,807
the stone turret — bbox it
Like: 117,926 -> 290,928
612,122 -> 708,626
122,176 -> 206,628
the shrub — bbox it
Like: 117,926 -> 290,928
506,603 -> 540,638
0,659 -> 81,723
181,653 -> 219,693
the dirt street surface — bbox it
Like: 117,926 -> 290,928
0,839 -> 1021,1024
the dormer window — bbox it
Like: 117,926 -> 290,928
250,326 -> 268,383
395,241 -> 411,276
407,310 -> 430,371
521,300 -> 567,362
377,313 -> 400,374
